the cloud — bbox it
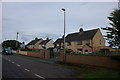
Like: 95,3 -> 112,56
2,2 -> 118,45
18,32 -> 61,44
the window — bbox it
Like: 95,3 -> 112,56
100,40 -> 101,45
57,44 -> 59,46
86,40 -> 90,44
33,47 -> 34,49
84,48 -> 88,52
77,48 -> 82,54
67,42 -> 71,46
78,48 -> 82,51
42,45 -> 45,49
77,41 -> 82,45
42,44 -> 45,47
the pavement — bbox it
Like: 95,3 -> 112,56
2,54 -> 75,79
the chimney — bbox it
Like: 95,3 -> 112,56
35,37 -> 38,40
46,37 -> 49,40
79,28 -> 84,34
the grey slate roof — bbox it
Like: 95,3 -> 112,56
65,28 -> 99,42
40,39 -> 51,45
54,38 -> 63,44
27,39 -> 42,45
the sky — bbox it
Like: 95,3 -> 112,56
1,2 -> 118,45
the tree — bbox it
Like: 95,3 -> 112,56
102,9 -> 120,48
2,40 -> 21,50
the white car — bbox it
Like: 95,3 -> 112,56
12,50 -> 16,54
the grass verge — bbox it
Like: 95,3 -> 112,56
55,62 -> 120,78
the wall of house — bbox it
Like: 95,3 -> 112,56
27,45 -> 34,49
39,45 -> 44,49
82,45 -> 92,54
65,42 -> 77,51
34,40 -> 43,49
92,30 -> 105,47
46,40 -> 54,49
60,50 -> 120,69
65,41 -> 92,53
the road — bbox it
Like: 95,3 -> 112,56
2,54 -> 74,79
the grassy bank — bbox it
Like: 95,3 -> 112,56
55,62 -> 120,78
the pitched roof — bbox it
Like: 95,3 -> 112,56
65,28 -> 99,42
27,38 -> 42,45
40,39 -> 51,45
54,38 -> 63,44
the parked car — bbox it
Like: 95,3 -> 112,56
2,48 -> 13,55
11,50 -> 16,54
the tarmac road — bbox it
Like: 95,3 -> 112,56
2,54 -> 74,79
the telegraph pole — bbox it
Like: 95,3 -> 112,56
4,38 -> 6,48
61,8 -> 66,55
16,32 -> 19,50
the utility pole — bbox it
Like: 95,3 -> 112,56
4,38 -> 6,48
16,32 -> 19,50
61,8 -> 66,55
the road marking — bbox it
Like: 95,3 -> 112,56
8,60 -> 11,61
24,68 -> 30,72
17,64 -> 21,67
34,73 -> 45,79
12,61 -> 15,64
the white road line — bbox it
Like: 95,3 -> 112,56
34,73 -> 45,79
12,61 -> 15,64
24,68 -> 30,72
17,64 -> 21,67
8,60 -> 11,61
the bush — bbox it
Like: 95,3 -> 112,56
65,49 -> 73,53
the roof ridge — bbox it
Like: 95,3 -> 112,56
85,28 -> 99,32
68,28 -> 99,35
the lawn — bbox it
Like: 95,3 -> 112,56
80,68 -> 120,78
56,62 -> 120,78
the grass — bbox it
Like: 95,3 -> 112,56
55,62 -> 120,78
80,69 -> 120,78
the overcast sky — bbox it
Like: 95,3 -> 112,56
2,2 -> 118,45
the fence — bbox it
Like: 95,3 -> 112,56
60,50 -> 120,69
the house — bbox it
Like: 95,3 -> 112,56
20,42 -> 25,49
65,28 -> 105,54
54,38 -> 63,52
0,43 -> 2,52
26,38 -> 43,49
39,38 -> 54,49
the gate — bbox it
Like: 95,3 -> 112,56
48,48 -> 60,59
